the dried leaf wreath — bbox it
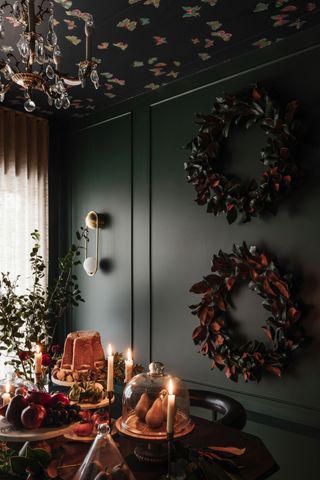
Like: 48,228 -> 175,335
184,85 -> 301,224
189,243 -> 304,382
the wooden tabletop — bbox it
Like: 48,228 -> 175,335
56,416 -> 278,480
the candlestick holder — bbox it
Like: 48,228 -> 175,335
166,432 -> 174,479
107,391 -> 113,430
34,372 -> 49,392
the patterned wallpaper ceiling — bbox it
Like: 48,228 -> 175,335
2,0 -> 320,118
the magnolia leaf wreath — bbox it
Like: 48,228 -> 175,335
184,85 -> 301,224
189,243 -> 304,383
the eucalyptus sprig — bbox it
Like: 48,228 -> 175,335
0,228 -> 88,380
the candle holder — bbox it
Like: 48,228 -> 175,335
107,391 -> 113,430
166,432 -> 174,479
34,372 -> 49,392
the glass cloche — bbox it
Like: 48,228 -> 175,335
118,362 -> 194,439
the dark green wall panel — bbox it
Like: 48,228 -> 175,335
65,30 -> 320,479
70,113 -> 133,353
150,46 -> 320,428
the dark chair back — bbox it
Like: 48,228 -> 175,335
189,389 -> 247,430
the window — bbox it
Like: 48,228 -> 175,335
0,108 -> 48,377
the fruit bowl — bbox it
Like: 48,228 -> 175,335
0,416 -> 79,442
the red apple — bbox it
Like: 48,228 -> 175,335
73,422 -> 94,437
26,391 -> 52,407
79,410 -> 92,422
92,411 -> 109,428
21,404 -> 47,429
47,392 -> 70,408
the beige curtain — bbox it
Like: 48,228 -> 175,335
0,107 -> 49,293
0,108 -> 48,378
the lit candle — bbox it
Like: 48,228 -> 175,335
124,348 -> 133,383
166,378 -> 176,434
34,345 -> 42,375
107,344 -> 114,392
2,381 -> 11,406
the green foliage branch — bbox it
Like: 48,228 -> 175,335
0,228 -> 88,380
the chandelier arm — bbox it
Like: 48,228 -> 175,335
0,1 -> 13,13
60,76 -> 82,87
6,53 -> 20,72
37,0 -> 50,23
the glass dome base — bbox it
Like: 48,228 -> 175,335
115,413 -> 194,441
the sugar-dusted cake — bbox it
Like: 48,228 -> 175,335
53,330 -> 107,383
61,330 -> 105,370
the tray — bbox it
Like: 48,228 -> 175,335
0,417 -> 79,442
115,411 -> 194,441
64,430 -> 96,443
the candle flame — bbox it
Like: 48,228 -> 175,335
127,348 -> 132,362
108,344 -> 112,357
168,378 -> 174,395
5,381 -> 10,394
35,344 -> 41,354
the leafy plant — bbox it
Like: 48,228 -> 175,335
0,443 -> 61,480
0,228 -> 88,380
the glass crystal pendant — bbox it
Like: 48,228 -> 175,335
62,94 -> 71,110
46,64 -> 55,80
36,36 -> 45,64
90,68 -> 99,90
17,34 -> 30,61
0,9 -> 5,39
54,97 -> 62,109
47,15 -> 57,47
78,66 -> 85,88
13,1 -> 21,20
24,98 -> 36,113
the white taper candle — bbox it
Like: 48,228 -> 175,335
107,344 -> 114,392
166,378 -> 176,434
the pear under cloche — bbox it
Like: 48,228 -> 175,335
118,362 -> 193,439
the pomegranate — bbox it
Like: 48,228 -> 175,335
47,392 -> 70,408
26,391 -> 52,407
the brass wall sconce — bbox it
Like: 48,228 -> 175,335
83,211 -> 104,276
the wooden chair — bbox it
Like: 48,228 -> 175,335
189,389 -> 247,430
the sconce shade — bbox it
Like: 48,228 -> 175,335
83,256 -> 98,276
83,210 -> 104,277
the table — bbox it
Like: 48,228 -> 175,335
56,416 -> 278,480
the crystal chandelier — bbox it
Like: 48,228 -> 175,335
0,0 -> 99,112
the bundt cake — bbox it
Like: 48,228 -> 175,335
61,330 -> 105,370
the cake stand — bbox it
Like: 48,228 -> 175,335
51,376 -> 75,387
0,417 -> 79,442
77,394 -> 114,410
115,411 -> 194,463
